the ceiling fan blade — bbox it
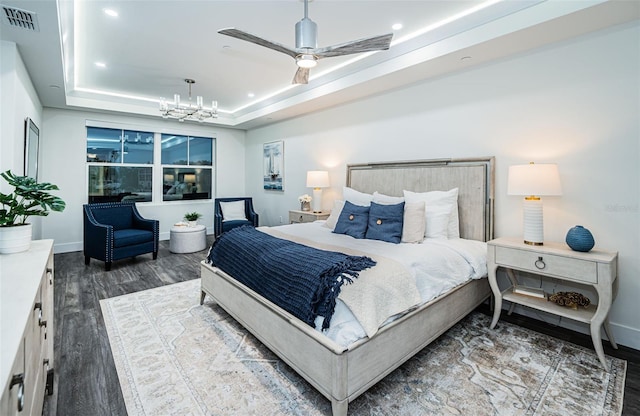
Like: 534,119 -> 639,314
218,28 -> 298,59
292,67 -> 310,84
314,33 -> 393,58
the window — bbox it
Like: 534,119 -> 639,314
88,166 -> 152,203
87,127 -> 153,164
161,134 -> 213,201
163,168 -> 212,200
86,126 -> 215,203
87,127 -> 154,203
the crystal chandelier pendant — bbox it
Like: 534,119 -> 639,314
159,79 -> 218,122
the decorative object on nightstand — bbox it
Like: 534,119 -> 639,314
565,225 -> 595,252
507,162 -> 562,245
512,285 -> 546,299
298,194 -> 312,211
289,210 -> 329,224
548,291 -> 591,310
487,237 -> 618,371
306,170 -> 329,213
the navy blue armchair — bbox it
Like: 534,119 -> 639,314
83,202 -> 159,271
214,197 -> 259,239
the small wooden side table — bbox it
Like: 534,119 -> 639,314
487,237 -> 618,371
289,210 -> 330,224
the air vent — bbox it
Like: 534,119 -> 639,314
1,5 -> 39,32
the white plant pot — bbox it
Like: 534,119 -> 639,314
0,224 -> 33,254
187,221 -> 197,227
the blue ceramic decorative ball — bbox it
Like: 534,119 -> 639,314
565,225 -> 595,252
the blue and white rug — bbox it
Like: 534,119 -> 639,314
100,279 -> 626,415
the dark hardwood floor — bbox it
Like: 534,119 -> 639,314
44,239 -> 639,415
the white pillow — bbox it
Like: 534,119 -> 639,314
401,201 -> 426,243
403,188 -> 459,239
342,186 -> 373,207
372,191 -> 405,205
220,200 -> 247,222
324,200 -> 345,230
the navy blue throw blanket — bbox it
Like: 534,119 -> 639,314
207,226 -> 376,329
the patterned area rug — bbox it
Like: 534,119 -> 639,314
100,279 -> 626,416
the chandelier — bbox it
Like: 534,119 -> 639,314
159,79 -> 218,122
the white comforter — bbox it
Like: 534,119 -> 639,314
270,221 -> 488,348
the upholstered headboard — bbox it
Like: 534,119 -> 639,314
346,157 -> 495,242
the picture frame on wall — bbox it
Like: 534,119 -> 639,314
263,140 -> 284,191
24,117 -> 40,180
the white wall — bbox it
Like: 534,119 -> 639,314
1,41 -> 45,237
40,108 -> 246,253
245,23 -> 640,349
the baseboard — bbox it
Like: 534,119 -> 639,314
54,241 -> 82,254
607,321 -> 640,351
52,227 -> 212,254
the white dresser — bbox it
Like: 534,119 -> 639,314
1,240 -> 55,415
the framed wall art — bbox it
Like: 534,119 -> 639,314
263,140 -> 284,191
24,117 -> 40,179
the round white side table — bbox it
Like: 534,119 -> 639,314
170,224 -> 207,253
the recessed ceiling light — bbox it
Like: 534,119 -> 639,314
103,8 -> 118,17
248,92 -> 255,98
95,62 -> 107,68
392,23 -> 403,31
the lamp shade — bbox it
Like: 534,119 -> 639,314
507,163 -> 562,196
306,171 -> 329,188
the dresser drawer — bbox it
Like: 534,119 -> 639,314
495,246 -> 597,284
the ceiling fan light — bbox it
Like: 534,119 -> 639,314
296,54 -> 317,68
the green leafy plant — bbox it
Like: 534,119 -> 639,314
184,211 -> 202,221
0,170 -> 66,226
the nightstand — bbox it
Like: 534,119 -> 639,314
487,237 -> 618,371
289,210 -> 330,224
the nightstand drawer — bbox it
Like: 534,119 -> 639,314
495,246 -> 597,284
290,212 -> 311,223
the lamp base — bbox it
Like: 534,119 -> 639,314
522,197 -> 544,245
312,188 -> 323,213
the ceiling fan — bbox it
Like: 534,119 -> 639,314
218,0 -> 393,85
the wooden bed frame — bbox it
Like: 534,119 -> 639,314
200,157 -> 495,415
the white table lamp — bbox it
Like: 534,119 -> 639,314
507,162 -> 562,245
306,171 -> 329,213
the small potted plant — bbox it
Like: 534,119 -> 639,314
184,211 -> 202,227
0,170 -> 66,253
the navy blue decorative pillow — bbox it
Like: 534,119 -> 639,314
333,201 -> 370,239
365,201 -> 405,244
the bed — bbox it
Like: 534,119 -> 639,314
200,157 -> 495,415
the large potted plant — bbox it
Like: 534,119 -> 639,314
0,170 -> 66,254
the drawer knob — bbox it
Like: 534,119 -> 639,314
10,373 -> 24,412
535,256 -> 546,270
